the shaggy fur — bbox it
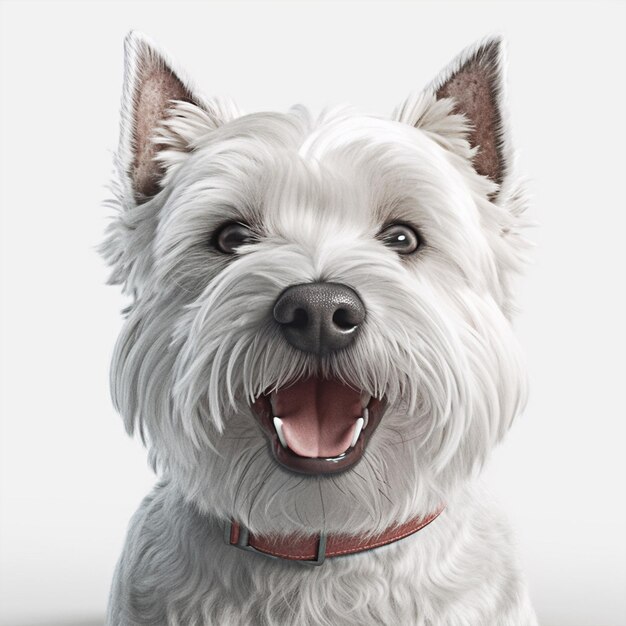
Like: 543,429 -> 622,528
102,31 -> 537,625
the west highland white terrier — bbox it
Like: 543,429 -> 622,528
101,31 -> 537,625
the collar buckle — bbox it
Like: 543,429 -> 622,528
224,519 -> 327,566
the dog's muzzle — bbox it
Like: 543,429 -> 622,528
251,282 -> 383,475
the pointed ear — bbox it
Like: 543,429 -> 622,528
433,36 -> 509,186
119,32 -> 227,204
398,36 -> 512,192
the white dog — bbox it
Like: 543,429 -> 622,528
101,31 -> 537,625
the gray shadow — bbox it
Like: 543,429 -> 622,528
7,616 -> 104,626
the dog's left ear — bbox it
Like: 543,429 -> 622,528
396,36 -> 512,198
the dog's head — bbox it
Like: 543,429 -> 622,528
102,32 -> 529,535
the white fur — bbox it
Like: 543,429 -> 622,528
102,31 -> 537,625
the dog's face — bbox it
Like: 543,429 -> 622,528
102,33 -> 529,535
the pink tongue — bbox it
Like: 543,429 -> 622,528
272,378 -> 362,458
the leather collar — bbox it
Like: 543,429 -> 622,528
225,506 -> 445,566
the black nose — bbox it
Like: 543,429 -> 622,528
273,282 -> 365,355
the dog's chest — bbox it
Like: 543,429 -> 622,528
120,489 -> 527,625
110,484 -> 538,625
192,533 -> 433,625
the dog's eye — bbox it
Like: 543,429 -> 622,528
378,223 -> 420,254
213,222 -> 256,254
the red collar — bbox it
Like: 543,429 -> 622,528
225,507 -> 445,565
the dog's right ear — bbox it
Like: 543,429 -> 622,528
102,33 -> 239,295
118,32 -> 234,205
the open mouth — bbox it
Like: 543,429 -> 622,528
251,377 -> 386,475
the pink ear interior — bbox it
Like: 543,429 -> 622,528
436,41 -> 504,186
131,54 -> 194,201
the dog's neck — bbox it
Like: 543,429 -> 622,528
225,506 -> 445,566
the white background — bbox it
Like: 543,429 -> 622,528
1,2 -> 625,625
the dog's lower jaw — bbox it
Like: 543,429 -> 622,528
106,481 -> 538,626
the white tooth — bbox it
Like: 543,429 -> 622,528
273,416 -> 288,449
362,407 -> 369,429
350,417 -> 364,448
360,391 -> 371,408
